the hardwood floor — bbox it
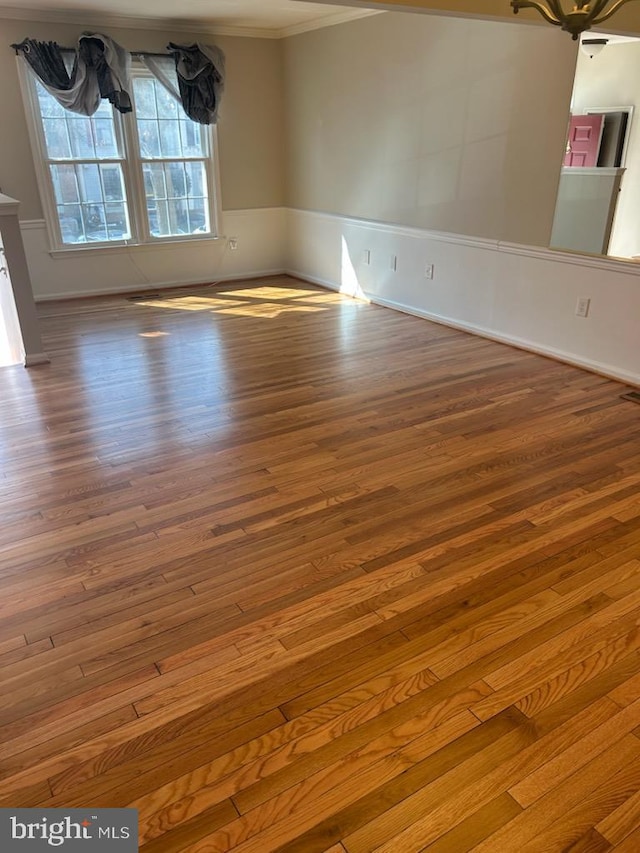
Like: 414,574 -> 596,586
1,275 -> 639,851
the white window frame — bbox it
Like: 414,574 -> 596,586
17,57 -> 222,253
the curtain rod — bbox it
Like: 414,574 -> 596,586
11,43 -> 173,59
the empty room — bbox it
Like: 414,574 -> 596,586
1,0 -> 640,850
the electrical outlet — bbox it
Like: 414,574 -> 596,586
575,297 -> 591,318
228,237 -> 238,251
390,255 -> 397,272
362,249 -> 371,265
425,264 -> 435,280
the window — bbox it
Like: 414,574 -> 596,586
134,77 -> 211,239
21,66 -> 220,249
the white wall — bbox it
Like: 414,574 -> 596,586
571,42 -> 640,259
286,208 -> 640,386
24,208 -> 287,300
280,12 -> 640,388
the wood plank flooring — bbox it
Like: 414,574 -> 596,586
1,275 -> 639,851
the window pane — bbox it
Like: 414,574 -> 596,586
138,119 -> 161,158
36,82 -> 120,160
50,163 -> 130,244
78,164 -> 102,202
156,86 -> 179,120
37,85 -> 65,118
105,203 -> 129,239
51,164 -> 80,204
93,118 -> 118,157
142,161 -> 210,237
159,120 -> 181,157
133,78 -> 157,119
69,118 -> 96,158
43,118 -> 71,158
133,77 -> 206,159
180,120 -> 203,157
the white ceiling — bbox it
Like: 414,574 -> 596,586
0,0 -> 375,37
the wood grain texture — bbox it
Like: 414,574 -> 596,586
1,276 -> 640,851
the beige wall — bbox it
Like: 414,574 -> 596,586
571,42 -> 640,259
283,12 -> 577,246
0,18 -> 285,219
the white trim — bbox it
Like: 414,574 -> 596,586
0,193 -> 20,215
366,295 -> 640,387
47,235 -> 225,259
33,269 -> 287,301
285,207 -> 640,388
0,4 -> 381,40
20,209 -> 284,247
288,207 -> 500,251
558,166 -> 623,176
24,352 -> 50,366
498,240 -> 640,273
19,219 -> 46,230
289,268 -> 639,387
22,207 -> 287,299
288,206 -> 640,270
285,267 -> 361,296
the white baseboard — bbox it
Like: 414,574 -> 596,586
24,352 -> 51,366
21,204 -> 640,387
23,207 -> 287,301
286,207 -> 640,388
34,269 -> 287,302
371,293 -> 640,388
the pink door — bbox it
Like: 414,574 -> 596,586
564,114 -> 604,167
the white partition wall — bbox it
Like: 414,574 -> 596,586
286,208 -> 640,387
0,194 -> 48,367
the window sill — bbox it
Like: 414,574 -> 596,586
49,234 -> 224,258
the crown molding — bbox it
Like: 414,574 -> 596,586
278,9 -> 383,38
0,5 -> 279,38
0,4 -> 382,40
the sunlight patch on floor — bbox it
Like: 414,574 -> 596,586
218,304 -> 325,318
132,284 -> 341,318
217,287 -> 320,300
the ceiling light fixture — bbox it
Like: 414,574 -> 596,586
511,1 -> 640,40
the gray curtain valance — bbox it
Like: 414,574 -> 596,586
12,37 -> 225,125
13,34 -> 132,116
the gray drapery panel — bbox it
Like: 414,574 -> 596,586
12,34 -> 131,116
166,43 -> 225,125
138,54 -> 180,102
14,38 -> 99,115
79,35 -> 132,114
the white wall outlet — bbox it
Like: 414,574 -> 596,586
228,237 -> 239,251
575,297 -> 591,318
425,264 -> 435,280
362,249 -> 371,265
390,254 -> 397,272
